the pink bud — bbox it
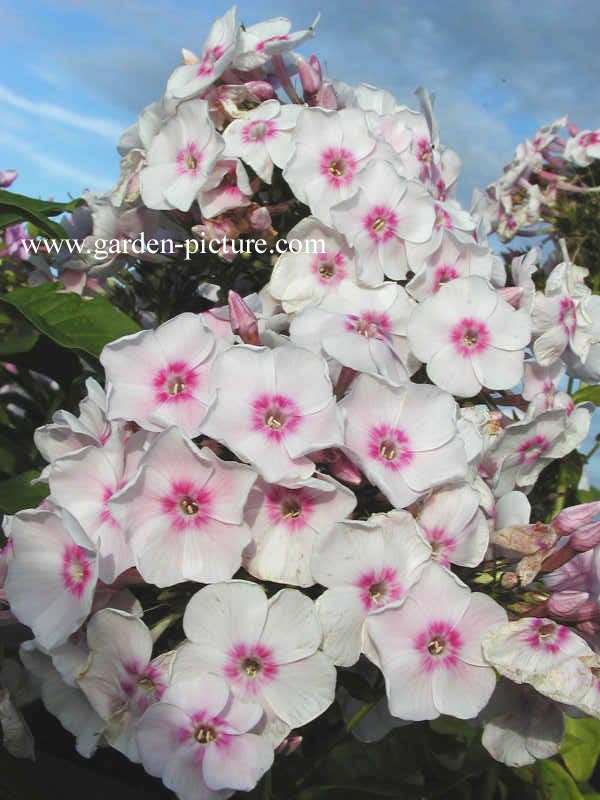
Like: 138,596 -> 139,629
308,55 -> 322,82
315,82 -> 339,110
547,590 -> 590,616
0,169 -> 17,188
571,521 -> 600,552
297,55 -> 321,96
553,501 -> 600,534
249,206 -> 272,232
276,735 -> 303,756
567,123 -> 580,137
245,81 -> 275,101
497,286 -> 524,308
330,452 -> 363,486
228,290 -> 260,346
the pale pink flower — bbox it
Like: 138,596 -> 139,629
531,275 -> 593,367
234,15 -> 318,71
564,129 -> 600,167
283,107 -> 376,226
414,484 -> 489,568
339,374 -> 468,509
269,217 -> 356,313
166,8 -> 240,100
202,344 -> 343,483
173,581 -> 336,745
136,672 -> 273,799
522,360 -> 566,404
224,101 -> 300,184
313,511 -> 430,666
140,100 -> 224,211
365,563 -> 506,720
243,474 -> 356,587
198,158 -> 252,218
78,609 -> 174,761
331,159 -> 436,285
5,510 -> 97,650
109,427 -> 256,587
100,312 -> 225,438
407,276 -> 531,397
0,169 -> 17,187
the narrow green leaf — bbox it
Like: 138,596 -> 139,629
572,385 -> 600,406
0,471 -> 49,515
0,189 -> 82,239
561,717 -> 600,782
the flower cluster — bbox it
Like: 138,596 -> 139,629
2,6 -> 600,798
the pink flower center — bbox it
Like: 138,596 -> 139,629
241,119 -> 277,144
435,205 -> 453,231
319,146 -> 357,188
424,526 -> 455,567
580,132 -> 600,147
121,661 -> 168,716
450,317 -> 490,357
251,393 -> 301,442
559,296 -> 576,336
363,206 -> 398,243
153,360 -> 198,404
265,486 -> 314,532
524,619 -> 569,653
357,567 -> 403,611
197,45 -> 225,76
311,252 -> 346,285
416,138 -> 433,164
224,642 -> 278,695
517,434 -> 550,465
432,265 -> 459,293
368,424 -> 413,471
346,311 -> 391,340
160,480 -> 213,531
415,621 -> 462,671
61,544 -> 92,598
176,142 -> 204,176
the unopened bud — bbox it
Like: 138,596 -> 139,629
500,572 -> 519,589
245,81 -> 275,102
297,55 -> 322,96
315,82 -> 338,110
553,501 -> 600,535
547,590 -> 590,617
0,169 -> 17,188
228,290 -> 260,346
249,206 -> 272,232
497,286 -> 524,308
571,521 -> 600,552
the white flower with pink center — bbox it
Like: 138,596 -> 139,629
407,276 -> 531,397
339,374 -> 468,509
312,511 -> 430,667
198,158 -> 252,218
234,15 -> 317,70
269,217 -> 356,313
283,107 -> 376,226
415,484 -> 489,569
224,100 -> 301,184
173,581 -> 336,745
565,128 -> 600,167
109,427 -> 256,587
166,7 -> 240,100
101,312 -> 225,438
522,360 -> 566,406
78,609 -> 174,762
5,510 -> 97,650
531,284 -> 593,367
365,563 -> 506,721
290,282 -> 417,383
482,618 -> 593,699
136,672 -> 273,799
331,159 -> 436,285
140,100 -> 224,211
48,431 -> 147,584
202,344 -> 343,483
244,474 -> 356,587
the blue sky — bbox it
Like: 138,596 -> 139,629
2,0 -> 599,205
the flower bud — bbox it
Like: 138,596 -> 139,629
553,501 -> 600,535
315,82 -> 338,110
547,590 -> 590,616
497,286 -> 523,308
0,169 -> 17,188
228,290 -> 260,346
571,521 -> 600,552
249,206 -> 272,232
245,81 -> 275,102
297,55 -> 322,96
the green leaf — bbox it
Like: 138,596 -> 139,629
561,716 -> 600,782
536,759 -> 583,800
572,385 -> 600,406
0,471 -> 49,515
0,283 -> 140,358
0,308 -> 39,356
0,189 -> 82,239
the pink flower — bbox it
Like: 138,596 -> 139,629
198,158 -> 252,218
313,511 -> 430,666
339,374 -> 468,508
109,427 -> 256,587
234,15 -> 318,71
101,313 -> 225,438
243,473 -> 356,587
173,581 -> 336,745
407,276 -> 531,397
283,107 -> 376,226
565,129 -> 600,167
331,159 -> 436,285
365,563 -> 506,720
0,169 -> 17,188
5,510 -> 98,650
136,672 -> 273,799
202,344 -> 343,483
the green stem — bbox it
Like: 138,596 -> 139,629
549,464 -> 569,521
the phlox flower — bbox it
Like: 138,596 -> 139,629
565,129 -> 600,167
166,8 -> 240,100
140,100 -> 224,211
522,360 -> 566,404
365,562 -> 506,720
407,276 -> 531,397
243,473 -> 356,587
339,373 -> 468,509
173,581 -> 336,745
198,158 -> 252,218
109,427 -> 256,587
511,247 -> 539,312
78,609 -> 174,761
136,672 -> 273,800
223,100 -> 300,184
234,14 -> 318,71
564,295 -> 600,382
289,281 -> 416,384
414,483 -> 489,568
201,344 -> 343,483
6,509 -> 97,650
269,217 -> 356,313
331,159 -> 436,285
283,107 -> 376,226
100,312 -> 225,438
312,511 -> 430,667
